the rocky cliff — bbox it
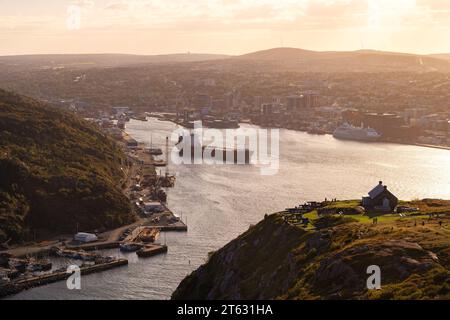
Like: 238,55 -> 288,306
173,204 -> 450,300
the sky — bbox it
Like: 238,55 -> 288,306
0,0 -> 449,56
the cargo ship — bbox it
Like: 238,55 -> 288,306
176,134 -> 253,164
203,119 -> 240,129
333,123 -> 381,142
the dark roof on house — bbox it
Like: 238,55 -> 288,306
368,181 -> 386,199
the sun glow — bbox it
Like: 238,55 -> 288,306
367,0 -> 418,30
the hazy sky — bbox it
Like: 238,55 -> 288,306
1,0 -> 449,55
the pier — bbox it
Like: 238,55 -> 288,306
1,125 -> 188,299
0,259 -> 128,298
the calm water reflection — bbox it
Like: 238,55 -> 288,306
9,118 -> 450,300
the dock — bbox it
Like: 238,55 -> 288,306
145,209 -> 188,231
68,241 -> 121,252
0,258 -> 128,298
123,226 -> 160,243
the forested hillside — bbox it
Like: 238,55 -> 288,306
0,89 -> 133,243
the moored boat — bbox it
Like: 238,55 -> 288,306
136,244 -> 168,258
146,148 -> 163,156
333,123 -> 381,142
28,259 -> 52,272
119,242 -> 143,252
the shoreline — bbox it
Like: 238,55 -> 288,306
1,126 -> 187,298
147,113 -> 450,152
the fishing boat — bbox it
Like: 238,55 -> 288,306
152,159 -> 167,167
27,259 -> 52,272
0,276 -> 10,286
8,258 -> 27,273
146,148 -> 163,156
119,242 -> 143,252
145,134 -> 164,156
51,247 -> 96,261
138,228 -> 160,243
203,119 -> 240,129
136,244 -> 168,258
132,114 -> 148,121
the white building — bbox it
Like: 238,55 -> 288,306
74,232 -> 98,243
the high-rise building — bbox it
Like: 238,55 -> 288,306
303,92 -> 319,108
224,90 -> 241,110
254,96 -> 263,109
261,103 -> 273,115
286,92 -> 319,112
286,95 -> 302,112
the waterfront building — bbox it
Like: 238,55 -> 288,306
286,92 -> 319,113
286,95 -> 304,113
74,232 -> 98,243
303,92 -> 320,108
254,96 -> 263,110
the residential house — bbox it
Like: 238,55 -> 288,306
362,181 -> 398,211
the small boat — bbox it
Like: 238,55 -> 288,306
136,244 -> 168,258
160,175 -> 176,188
138,228 -> 160,243
146,148 -> 163,156
0,277 -> 10,286
51,247 -> 96,261
8,259 -> 27,273
133,115 -> 148,121
119,242 -> 143,252
152,160 -> 166,167
0,253 -> 12,268
203,119 -> 240,129
28,259 -> 52,272
117,119 -> 126,129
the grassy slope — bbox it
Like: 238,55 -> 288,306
172,200 -> 450,300
0,89 -> 134,242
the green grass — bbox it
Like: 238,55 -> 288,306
323,200 -> 361,209
293,199 -> 450,231
173,204 -> 450,300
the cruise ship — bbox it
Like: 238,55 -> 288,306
333,123 -> 382,142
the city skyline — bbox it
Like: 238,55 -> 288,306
1,0 -> 450,56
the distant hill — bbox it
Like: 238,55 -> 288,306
0,89 -> 134,243
232,47 -> 450,72
2,49 -> 449,73
0,53 -> 230,70
429,54 -> 450,62
173,200 -> 450,300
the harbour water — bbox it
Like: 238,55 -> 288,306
8,118 -> 450,300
